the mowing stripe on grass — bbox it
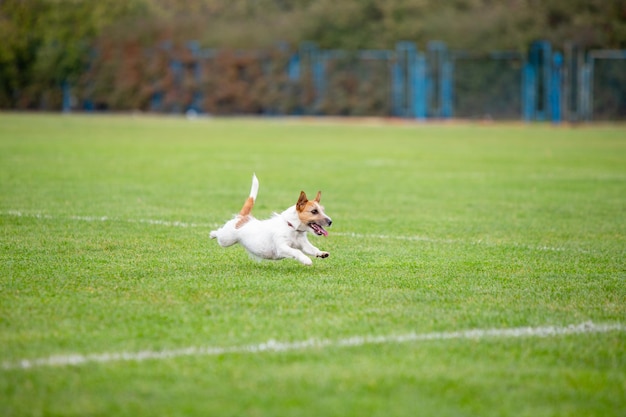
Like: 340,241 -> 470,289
331,231 -> 581,253
3,322 -> 623,371
2,210 -> 586,253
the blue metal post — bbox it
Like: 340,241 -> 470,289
186,41 -> 203,113
312,51 -> 325,110
522,62 -> 536,121
391,49 -> 404,117
288,53 -> 300,81
427,41 -> 450,118
414,52 -> 427,120
170,58 -> 183,113
580,59 -> 593,121
150,92 -> 163,112
441,58 -> 453,118
300,42 -> 325,114
405,44 -> 416,118
528,40 -> 552,120
550,52 -> 563,123
395,42 -> 423,118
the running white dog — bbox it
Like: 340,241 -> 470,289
210,174 -> 332,265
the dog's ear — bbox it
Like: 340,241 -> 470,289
296,191 -> 308,212
314,191 -> 321,203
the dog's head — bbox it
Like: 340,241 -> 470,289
296,191 -> 332,236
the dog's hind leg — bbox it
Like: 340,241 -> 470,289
211,232 -> 238,247
210,220 -> 239,247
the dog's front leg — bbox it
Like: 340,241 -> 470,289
300,240 -> 330,259
278,245 -> 314,265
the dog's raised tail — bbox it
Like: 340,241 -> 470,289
249,173 -> 259,201
236,173 -> 258,228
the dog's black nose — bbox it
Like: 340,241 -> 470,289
327,219 -> 332,227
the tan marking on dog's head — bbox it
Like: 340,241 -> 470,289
295,191 -> 332,236
296,191 -> 309,212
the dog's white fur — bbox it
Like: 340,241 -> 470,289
210,174 -> 332,265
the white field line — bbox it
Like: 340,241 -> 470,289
2,322 -> 623,371
3,210 -> 218,229
3,210 -> 586,253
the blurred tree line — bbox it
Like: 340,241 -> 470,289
1,0 -> 624,109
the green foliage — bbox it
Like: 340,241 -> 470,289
143,0 -> 624,51
1,0 -> 624,110
0,0 -> 47,107
0,0 -> 148,108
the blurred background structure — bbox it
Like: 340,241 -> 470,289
1,0 -> 625,121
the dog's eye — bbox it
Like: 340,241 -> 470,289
311,209 -> 318,215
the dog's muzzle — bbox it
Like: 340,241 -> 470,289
309,218 -> 332,236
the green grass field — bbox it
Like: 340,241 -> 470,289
1,114 -> 625,416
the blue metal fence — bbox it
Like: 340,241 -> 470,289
69,40 -> 626,121
586,49 -> 626,120
454,50 -> 523,120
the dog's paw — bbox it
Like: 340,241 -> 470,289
317,251 -> 330,258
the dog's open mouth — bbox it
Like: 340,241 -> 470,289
309,222 -> 328,236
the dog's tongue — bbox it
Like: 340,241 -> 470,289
311,223 -> 328,236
